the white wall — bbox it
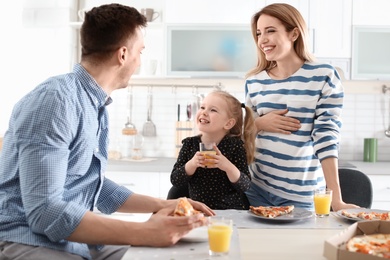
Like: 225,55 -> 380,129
1,0 -> 389,162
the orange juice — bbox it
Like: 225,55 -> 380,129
201,150 -> 216,166
208,224 -> 233,253
314,193 -> 332,216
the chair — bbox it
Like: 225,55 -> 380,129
338,168 -> 373,208
166,185 -> 189,199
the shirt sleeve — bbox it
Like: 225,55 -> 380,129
16,90 -> 88,242
96,178 -> 133,214
313,67 -> 343,161
170,137 -> 194,187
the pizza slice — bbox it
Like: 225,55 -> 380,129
347,234 -> 390,258
173,197 -> 201,216
249,205 -> 294,218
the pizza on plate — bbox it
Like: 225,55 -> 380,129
347,234 -> 390,258
249,205 -> 294,218
341,210 -> 390,221
173,197 -> 201,216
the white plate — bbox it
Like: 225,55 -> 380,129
180,226 -> 208,242
336,208 -> 389,222
248,208 -> 313,223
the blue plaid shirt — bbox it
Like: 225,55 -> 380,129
0,64 -> 132,259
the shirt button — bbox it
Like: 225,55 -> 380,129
95,148 -> 99,153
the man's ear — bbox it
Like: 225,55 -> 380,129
118,46 -> 127,63
224,118 -> 236,130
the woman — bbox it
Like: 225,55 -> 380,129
244,3 -> 358,212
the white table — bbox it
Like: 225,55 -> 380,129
121,210 -> 352,260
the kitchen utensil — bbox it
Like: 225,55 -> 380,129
122,87 -> 137,136
186,103 -> 191,121
142,88 -> 157,137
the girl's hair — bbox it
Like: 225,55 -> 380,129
211,90 -> 256,163
246,3 -> 315,78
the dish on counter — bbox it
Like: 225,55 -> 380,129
247,208 -> 313,223
336,208 -> 390,222
180,226 -> 208,242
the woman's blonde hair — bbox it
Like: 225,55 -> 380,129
210,90 -> 256,163
246,3 -> 315,78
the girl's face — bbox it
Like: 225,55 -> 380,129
196,94 -> 235,135
256,14 -> 297,62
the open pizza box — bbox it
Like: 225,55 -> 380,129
324,220 -> 390,260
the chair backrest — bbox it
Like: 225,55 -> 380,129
166,185 -> 189,200
338,168 -> 373,208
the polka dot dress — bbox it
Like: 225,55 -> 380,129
171,135 -> 251,210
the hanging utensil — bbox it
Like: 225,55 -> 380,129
142,87 -> 157,137
186,103 -> 192,121
122,87 -> 137,136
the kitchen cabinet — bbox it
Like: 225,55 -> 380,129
350,161 -> 390,210
368,175 -> 390,210
165,0 -> 262,24
308,0 -> 352,58
105,171 -> 160,198
352,0 -> 390,26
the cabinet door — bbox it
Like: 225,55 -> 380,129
353,0 -> 390,26
368,175 -> 390,210
309,0 -> 352,58
165,0 -> 263,24
159,172 -> 172,199
105,171 -> 160,198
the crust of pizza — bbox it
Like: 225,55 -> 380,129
341,210 -> 390,221
249,205 -> 294,218
347,234 -> 390,258
173,197 -> 201,216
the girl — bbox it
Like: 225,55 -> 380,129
171,90 -> 256,210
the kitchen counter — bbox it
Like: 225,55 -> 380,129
107,158 -> 390,175
107,157 -> 176,172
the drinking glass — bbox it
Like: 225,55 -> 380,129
199,142 -> 216,167
207,217 -> 233,256
314,188 -> 332,217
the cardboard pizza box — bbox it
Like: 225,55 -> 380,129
324,220 -> 390,260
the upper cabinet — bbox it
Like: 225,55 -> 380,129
308,0 -> 352,58
165,0 -> 263,24
352,0 -> 390,26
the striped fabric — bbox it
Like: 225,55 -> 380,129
245,62 -> 343,203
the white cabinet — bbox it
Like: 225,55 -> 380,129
105,171 -> 172,199
105,171 -> 160,198
159,172 -> 172,199
165,0 -> 262,24
368,175 -> 390,210
352,0 -> 390,26
308,0 -> 352,58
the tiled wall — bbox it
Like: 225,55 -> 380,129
340,92 -> 390,161
107,86 -> 390,161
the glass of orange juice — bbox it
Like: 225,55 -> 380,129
199,142 -> 216,167
207,216 -> 233,256
314,188 -> 332,217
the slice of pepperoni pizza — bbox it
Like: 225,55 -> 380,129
347,234 -> 390,258
249,205 -> 295,218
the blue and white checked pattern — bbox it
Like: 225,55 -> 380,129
245,62 -> 343,203
0,64 -> 132,259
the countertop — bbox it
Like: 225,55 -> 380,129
107,158 -> 389,175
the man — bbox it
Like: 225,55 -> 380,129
0,4 -> 213,260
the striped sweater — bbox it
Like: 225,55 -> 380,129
245,62 -> 343,203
